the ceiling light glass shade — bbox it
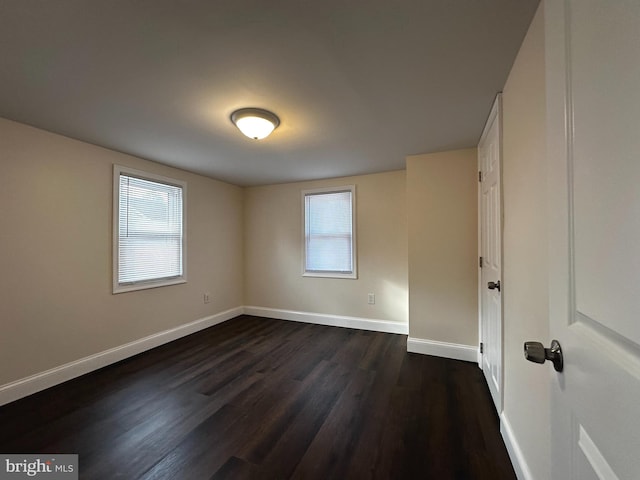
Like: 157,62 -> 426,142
230,108 -> 280,140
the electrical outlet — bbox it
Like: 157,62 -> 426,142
203,293 -> 211,304
368,293 -> 375,305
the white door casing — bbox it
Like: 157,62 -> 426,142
479,94 -> 503,413
546,1 -> 640,478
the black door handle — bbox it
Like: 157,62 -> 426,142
523,340 -> 563,372
488,280 -> 501,292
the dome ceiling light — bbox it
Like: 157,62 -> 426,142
230,108 -> 280,140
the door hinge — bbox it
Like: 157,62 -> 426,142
480,342 -> 484,354
478,171 -> 482,182
479,256 -> 483,268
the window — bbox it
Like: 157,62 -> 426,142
113,165 -> 186,293
303,185 -> 357,278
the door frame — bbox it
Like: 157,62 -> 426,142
478,93 -> 504,413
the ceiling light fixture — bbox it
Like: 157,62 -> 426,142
230,108 -> 280,140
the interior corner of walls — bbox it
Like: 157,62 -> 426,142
406,337 -> 477,363
500,411 -> 534,480
0,307 -> 243,407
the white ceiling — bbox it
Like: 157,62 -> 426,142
0,0 -> 539,186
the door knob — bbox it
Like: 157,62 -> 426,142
524,340 -> 563,372
488,280 -> 501,291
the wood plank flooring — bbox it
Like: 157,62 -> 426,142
0,315 -> 516,479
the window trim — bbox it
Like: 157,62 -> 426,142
301,185 -> 357,279
113,165 -> 187,294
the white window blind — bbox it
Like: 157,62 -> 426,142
304,187 -> 356,277
114,166 -> 185,292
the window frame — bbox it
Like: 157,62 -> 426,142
112,165 -> 187,294
301,185 -> 357,279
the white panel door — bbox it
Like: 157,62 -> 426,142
479,95 -> 503,413
546,1 -> 640,478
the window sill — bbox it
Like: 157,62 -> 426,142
303,271 -> 358,280
113,277 -> 187,294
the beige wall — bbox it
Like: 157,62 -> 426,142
502,3 -> 550,479
0,118 -> 244,386
244,171 -> 408,323
406,148 -> 478,345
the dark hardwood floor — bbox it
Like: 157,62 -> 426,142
0,315 -> 516,479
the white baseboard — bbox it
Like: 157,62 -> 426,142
243,306 -> 409,335
0,307 -> 242,407
406,336 -> 477,363
500,412 -> 533,480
